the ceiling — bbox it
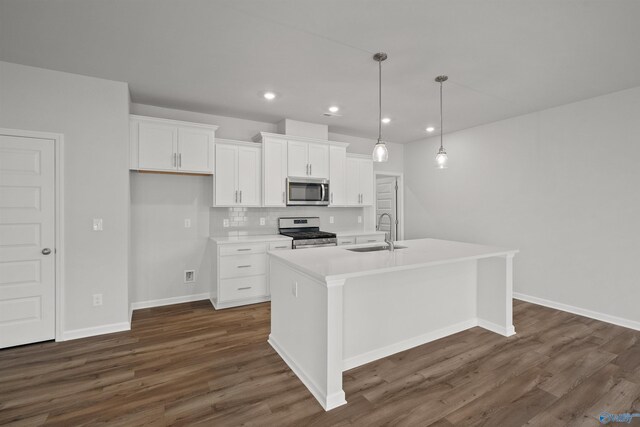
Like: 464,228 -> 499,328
2,0 -> 640,143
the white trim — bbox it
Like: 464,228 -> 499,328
0,128 -> 66,344
514,292 -> 640,331
61,322 -> 131,341
343,318 -> 478,371
269,335 -> 347,411
130,293 -> 211,311
374,171 -> 405,241
477,318 -> 516,337
210,295 -> 270,310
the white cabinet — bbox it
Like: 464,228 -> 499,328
346,154 -> 374,206
130,115 -> 216,174
337,233 -> 385,246
262,137 -> 288,206
211,238 -> 292,309
287,140 -> 329,178
214,140 -> 261,207
329,145 -> 347,206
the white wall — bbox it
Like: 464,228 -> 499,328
404,86 -> 640,326
0,61 -> 130,333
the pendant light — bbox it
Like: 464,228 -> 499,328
372,52 -> 389,162
435,75 -> 449,169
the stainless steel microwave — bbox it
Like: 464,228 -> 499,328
286,177 -> 330,206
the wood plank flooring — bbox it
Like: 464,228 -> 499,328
1,300 -> 638,426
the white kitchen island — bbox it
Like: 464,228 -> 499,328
267,238 -> 519,410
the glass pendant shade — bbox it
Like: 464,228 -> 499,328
435,147 -> 448,169
373,141 -> 389,162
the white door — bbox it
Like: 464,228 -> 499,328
287,141 -> 308,177
237,147 -> 261,206
359,159 -> 374,206
138,122 -> 177,171
376,177 -> 398,241
345,157 -> 360,205
178,127 -> 213,173
263,139 -> 287,206
307,143 -> 329,178
0,134 -> 56,348
214,144 -> 238,206
329,146 -> 346,206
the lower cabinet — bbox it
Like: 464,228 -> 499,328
337,233 -> 386,246
211,239 -> 292,309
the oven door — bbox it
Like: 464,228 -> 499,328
286,178 -> 329,206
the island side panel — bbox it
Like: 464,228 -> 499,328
268,256 -> 346,410
476,254 -> 516,336
342,260 -> 478,370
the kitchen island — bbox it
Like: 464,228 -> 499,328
267,238 -> 518,410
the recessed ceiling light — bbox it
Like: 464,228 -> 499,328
263,91 -> 276,100
381,117 -> 391,124
426,126 -> 435,132
328,106 -> 339,113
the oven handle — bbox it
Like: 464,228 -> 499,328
321,183 -> 325,203
294,242 -> 337,249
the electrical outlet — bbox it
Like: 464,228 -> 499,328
358,216 -> 362,223
92,294 -> 103,306
223,219 -> 229,228
92,218 -> 103,231
184,218 -> 191,228
292,281 -> 298,297
260,217 -> 266,226
329,216 -> 334,224
184,270 -> 195,283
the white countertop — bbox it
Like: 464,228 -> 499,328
268,238 -> 518,282
210,234 -> 292,245
333,230 -> 386,237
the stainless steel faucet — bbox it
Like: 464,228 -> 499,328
377,213 -> 395,251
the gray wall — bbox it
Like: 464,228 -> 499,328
0,61 -> 130,332
404,86 -> 640,325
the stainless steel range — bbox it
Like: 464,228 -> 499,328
278,217 -> 337,249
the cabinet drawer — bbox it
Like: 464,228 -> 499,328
356,235 -> 385,244
220,275 -> 267,302
220,254 -> 266,279
220,243 -> 266,256
269,241 -> 292,250
337,238 -> 356,246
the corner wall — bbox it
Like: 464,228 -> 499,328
404,86 -> 640,327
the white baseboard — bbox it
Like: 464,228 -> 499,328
268,335 -> 347,411
130,293 -> 211,311
343,318 -> 479,371
477,318 -> 516,337
211,295 -> 270,310
60,321 -> 131,341
514,292 -> 640,331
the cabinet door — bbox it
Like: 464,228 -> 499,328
263,139 -> 287,206
238,146 -> 261,206
308,143 -> 329,178
329,146 -> 346,205
214,144 -> 238,206
138,122 -> 177,171
177,127 -> 213,173
345,157 -> 360,205
287,141 -> 308,177
359,159 -> 374,206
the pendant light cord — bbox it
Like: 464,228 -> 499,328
439,80 -> 444,150
378,58 -> 382,143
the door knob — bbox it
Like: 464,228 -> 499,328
42,248 -> 52,255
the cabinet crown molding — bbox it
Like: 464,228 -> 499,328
130,114 -> 219,131
254,132 -> 349,148
216,138 -> 263,148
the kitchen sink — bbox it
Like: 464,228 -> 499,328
346,245 -> 407,253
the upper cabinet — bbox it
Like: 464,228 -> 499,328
214,140 -> 261,207
346,154 -> 374,206
260,136 -> 288,207
287,140 -> 329,179
329,145 -> 347,206
130,115 -> 217,174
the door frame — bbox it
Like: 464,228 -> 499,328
1,127 -> 66,342
373,171 -> 404,241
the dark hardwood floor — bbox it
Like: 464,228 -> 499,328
1,299 -> 638,426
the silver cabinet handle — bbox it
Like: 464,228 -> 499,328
237,265 -> 252,268
239,190 -> 242,203
367,240 -> 377,242
179,153 -> 182,168
234,190 -> 237,203
236,248 -> 251,252
42,248 -> 51,255
331,192 -> 333,204
310,164 -> 312,176
173,153 -> 177,167
306,163 -> 309,175
237,286 -> 252,290
282,191 -> 285,204
273,246 -> 288,249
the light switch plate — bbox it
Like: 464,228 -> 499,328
223,219 -> 229,228
329,216 -> 334,224
93,218 -> 103,231
260,217 -> 266,226
184,219 -> 191,228
92,294 -> 103,306
357,216 -> 362,223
